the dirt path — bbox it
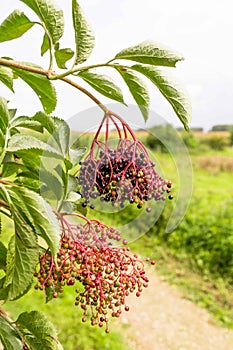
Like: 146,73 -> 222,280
121,268 -> 233,350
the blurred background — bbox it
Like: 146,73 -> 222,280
1,1 -> 233,349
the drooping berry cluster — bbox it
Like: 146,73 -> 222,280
35,214 -> 148,332
77,112 -> 172,210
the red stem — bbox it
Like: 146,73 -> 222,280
109,115 -> 122,139
105,114 -> 109,151
109,111 -> 137,141
90,114 -> 107,157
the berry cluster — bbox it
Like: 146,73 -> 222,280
77,112 -> 172,209
35,215 -> 148,332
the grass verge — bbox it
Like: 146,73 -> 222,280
130,235 -> 233,329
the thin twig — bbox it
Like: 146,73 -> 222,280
0,58 -> 109,114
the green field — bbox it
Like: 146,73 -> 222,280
2,131 -> 233,348
128,132 -> 233,328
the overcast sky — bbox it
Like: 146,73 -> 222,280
1,0 -> 233,131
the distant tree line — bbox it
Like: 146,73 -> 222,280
144,124 -> 233,151
176,127 -> 203,132
211,124 -> 233,131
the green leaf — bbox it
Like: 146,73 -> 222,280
131,64 -> 192,130
0,66 -> 14,92
21,0 -> 64,45
45,285 -> 55,303
7,134 -> 64,158
0,241 -> 7,270
72,0 -> 95,65
78,70 -> 125,104
115,66 -> 150,122
40,168 -> 64,200
0,130 -> 5,150
8,149 -> 41,172
55,48 -> 74,69
16,170 -> 39,181
69,146 -> 86,166
0,10 -> 34,43
0,313 -> 23,350
15,178 -> 41,193
9,109 -> 17,120
67,175 -> 78,195
10,116 -> 43,132
6,186 -> 60,257
12,63 -> 57,114
75,203 -> 87,217
114,41 -> 184,67
0,96 -> 10,134
33,113 -> 70,155
1,160 -> 26,178
17,311 -> 61,350
4,224 -> 38,300
66,191 -> 81,203
0,277 -> 10,300
41,33 -> 50,56
0,97 -> 10,149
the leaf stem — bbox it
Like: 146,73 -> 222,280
47,62 -> 119,81
37,22 -> 54,70
0,58 -> 109,114
61,77 -> 109,114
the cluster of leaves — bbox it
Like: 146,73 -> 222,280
0,0 -> 191,349
0,0 -> 191,128
0,96 -> 85,349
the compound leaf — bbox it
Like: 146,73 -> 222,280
20,0 -> 64,44
114,41 -> 184,67
132,64 -> 192,130
78,70 -> 125,104
0,10 -> 34,43
72,0 -> 95,65
115,66 -> 150,122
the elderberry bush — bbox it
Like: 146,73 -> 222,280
35,214 -> 149,332
77,112 -> 173,210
